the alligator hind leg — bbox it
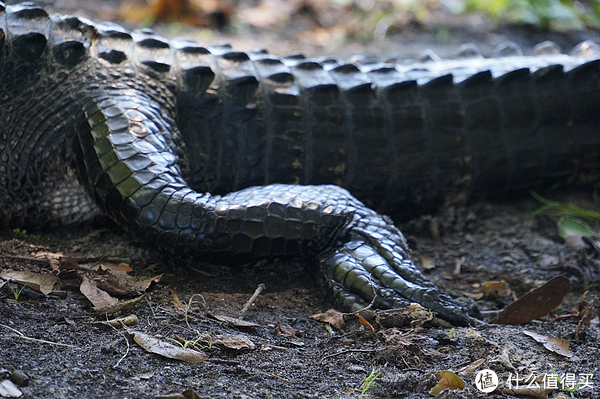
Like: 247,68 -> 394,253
319,211 -> 474,326
76,80 -> 474,325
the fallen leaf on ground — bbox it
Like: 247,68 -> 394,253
206,333 -> 255,350
429,371 -> 464,396
273,322 -> 302,337
91,266 -> 134,297
92,295 -> 144,314
523,330 -> 572,357
501,386 -> 555,398
490,276 -> 571,325
97,262 -> 133,272
310,309 -> 345,329
133,332 -> 208,363
80,276 -> 118,309
0,270 -> 59,296
90,265 -> 162,296
211,314 -> 263,328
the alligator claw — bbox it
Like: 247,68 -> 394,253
319,213 -> 474,326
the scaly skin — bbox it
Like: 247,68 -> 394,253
2,3 -> 600,325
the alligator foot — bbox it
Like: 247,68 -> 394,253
319,212 -> 475,326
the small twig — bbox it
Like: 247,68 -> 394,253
184,294 -> 207,330
109,320 -> 130,368
1,323 -> 78,348
146,297 -> 157,319
239,283 -> 265,319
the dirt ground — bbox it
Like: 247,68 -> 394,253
1,1 -> 600,398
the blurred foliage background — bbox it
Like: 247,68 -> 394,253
120,0 -> 600,31
459,0 -> 600,30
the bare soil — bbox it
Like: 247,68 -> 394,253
1,1 -> 599,398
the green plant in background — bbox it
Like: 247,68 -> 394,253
530,191 -> 600,223
166,333 -> 213,349
10,228 -> 40,239
461,0 -> 600,30
359,369 -> 381,398
8,283 -> 27,300
530,191 -> 600,248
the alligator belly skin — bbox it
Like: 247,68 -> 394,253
1,2 -> 600,325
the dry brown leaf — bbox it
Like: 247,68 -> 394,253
91,267 -> 133,297
98,262 -> 133,272
523,330 -> 572,357
207,333 -> 255,350
273,322 -> 302,337
133,332 -> 208,364
59,256 -> 80,270
92,295 -> 144,314
310,309 -> 345,329
86,265 -> 161,297
501,386 -> 555,398
211,314 -> 263,328
490,276 -> 571,325
80,276 -> 118,309
124,273 -> 162,292
429,371 -> 465,396
0,270 -> 59,296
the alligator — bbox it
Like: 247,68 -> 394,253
2,2 -> 600,326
